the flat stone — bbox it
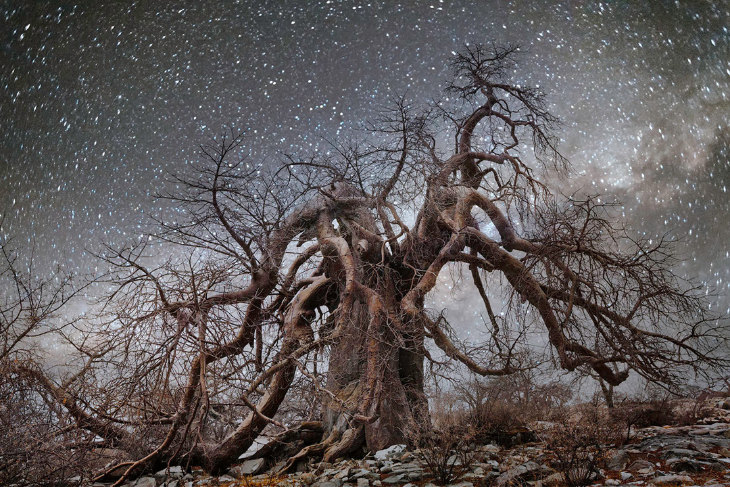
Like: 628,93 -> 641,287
446,482 -> 473,487
621,472 -> 634,481
540,472 -> 565,487
650,475 -> 693,485
636,434 -> 730,453
480,444 -> 500,453
375,445 -> 407,462
605,480 -> 621,486
352,469 -> 379,480
391,466 -> 422,476
155,466 -> 184,480
495,461 -> 553,487
300,473 -> 317,485
356,479 -> 369,487
666,458 -> 706,473
383,474 -> 405,484
627,460 -> 655,474
334,468 -> 351,480
229,458 -> 267,476
135,478 -> 156,487
313,482 -> 341,487
662,448 -> 704,459
608,450 -> 629,470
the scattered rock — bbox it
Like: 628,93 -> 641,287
662,448 -> 704,459
353,469 -> 379,480
627,459 -> 655,475
375,445 -> 407,461
104,416 -> 730,487
134,477 -> 156,487
229,458 -> 266,477
313,481 -> 341,487
300,472 -> 316,485
495,461 -> 553,487
382,474 -> 405,484
334,468 -> 351,480
666,457 -> 706,473
650,474 -> 694,485
155,466 -> 184,480
607,449 -> 629,470
539,472 -> 565,487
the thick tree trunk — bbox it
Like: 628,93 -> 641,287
323,299 -> 429,453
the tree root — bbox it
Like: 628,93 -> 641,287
278,430 -> 340,474
277,424 -> 366,474
247,421 -> 324,461
323,426 -> 365,463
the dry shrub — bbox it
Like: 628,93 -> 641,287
444,373 -> 572,446
0,365 -> 92,486
609,396 -> 676,442
414,422 -> 479,486
545,404 -> 622,487
468,399 -> 535,446
673,391 -> 719,426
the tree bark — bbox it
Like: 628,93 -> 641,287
323,289 -> 429,453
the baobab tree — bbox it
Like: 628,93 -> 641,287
3,44 -> 727,484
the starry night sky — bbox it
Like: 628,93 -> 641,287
2,1 -> 729,314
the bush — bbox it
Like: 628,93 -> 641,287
416,425 -> 478,486
545,405 -> 621,487
441,373 -> 572,447
410,411 -> 481,487
467,399 -> 537,446
0,367 -> 92,486
609,397 -> 676,442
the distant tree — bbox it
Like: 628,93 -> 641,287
4,44 -> 727,485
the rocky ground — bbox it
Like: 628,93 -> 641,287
83,408 -> 730,487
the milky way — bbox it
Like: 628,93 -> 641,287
2,2 -> 729,313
